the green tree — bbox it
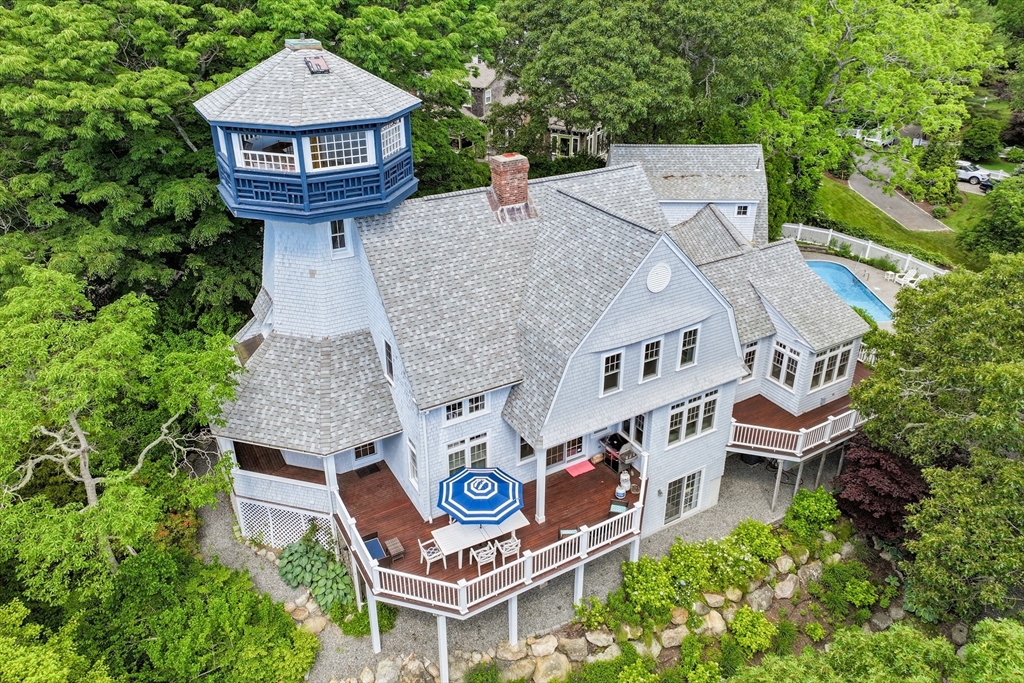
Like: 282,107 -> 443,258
902,455 -> 1024,621
960,119 -> 1004,162
961,174 -> 1024,254
0,267 -> 236,603
0,600 -> 114,683
851,253 -> 1024,467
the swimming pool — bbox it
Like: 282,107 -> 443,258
807,261 -> 893,323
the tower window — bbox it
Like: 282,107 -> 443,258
381,120 -> 405,159
308,131 -> 372,170
330,220 -> 347,251
235,133 -> 297,172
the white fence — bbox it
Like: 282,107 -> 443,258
783,223 -> 948,278
729,408 -> 869,460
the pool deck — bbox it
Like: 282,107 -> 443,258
802,253 -> 898,332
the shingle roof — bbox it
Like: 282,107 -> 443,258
607,144 -> 769,244
194,47 -> 421,127
214,330 -> 402,455
667,204 -> 752,266
233,288 -> 272,343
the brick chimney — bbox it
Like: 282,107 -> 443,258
489,153 -> 530,206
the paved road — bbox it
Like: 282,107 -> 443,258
848,171 -> 952,233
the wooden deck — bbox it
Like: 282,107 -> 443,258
233,441 -> 326,484
732,362 -> 871,432
337,460 -> 639,585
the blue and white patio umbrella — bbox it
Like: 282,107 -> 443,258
437,468 -> 524,524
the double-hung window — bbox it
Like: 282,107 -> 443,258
444,393 -> 487,423
601,351 -> 623,395
741,342 -> 758,382
447,433 -> 487,474
665,470 -> 702,523
810,342 -> 853,390
354,441 -> 377,460
667,390 -> 718,446
770,341 -> 800,389
408,440 -> 418,487
678,327 -> 699,368
519,437 -> 535,462
641,339 -> 661,381
622,414 -> 646,447
384,341 -> 394,382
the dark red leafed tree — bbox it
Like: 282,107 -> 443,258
833,436 -> 929,541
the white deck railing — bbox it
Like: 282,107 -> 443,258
729,408 -> 866,459
335,493 -> 642,615
857,347 -> 877,367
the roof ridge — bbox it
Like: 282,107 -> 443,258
554,188 -> 658,234
527,163 -> 631,184
198,49 -> 289,120
324,53 -> 390,119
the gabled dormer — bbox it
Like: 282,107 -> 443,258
195,38 -> 422,223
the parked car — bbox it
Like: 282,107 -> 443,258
980,177 -> 999,194
956,160 -> 990,185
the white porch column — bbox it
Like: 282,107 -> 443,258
367,591 -> 381,654
508,595 -> 518,645
629,538 -> 640,562
770,461 -> 784,512
324,453 -> 340,494
535,447 -> 546,523
573,564 -> 585,604
351,548 -> 363,611
437,615 -> 450,683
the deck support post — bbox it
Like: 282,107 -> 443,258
535,446 -> 546,523
351,547 -> 363,611
367,591 -> 381,654
437,615 -> 449,683
629,537 -> 640,562
815,451 -> 828,488
837,446 -> 845,477
573,564 -> 585,604
794,461 -> 805,497
771,459 -> 784,512
508,595 -> 518,645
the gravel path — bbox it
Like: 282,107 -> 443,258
199,453 -> 826,682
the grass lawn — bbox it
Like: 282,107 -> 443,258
816,179 -> 989,271
942,192 -> 989,234
979,160 -> 1017,174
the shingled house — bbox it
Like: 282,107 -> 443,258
196,40 -> 870,677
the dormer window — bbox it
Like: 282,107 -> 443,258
306,131 -> 374,171
736,205 -> 749,216
234,133 -> 297,172
381,120 -> 405,159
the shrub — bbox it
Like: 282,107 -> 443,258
852,608 -> 872,626
466,663 -> 502,683
575,596 -> 611,630
686,662 -> 721,683
718,635 -> 747,677
727,519 -> 782,564
783,488 -> 840,546
804,622 -> 826,643
961,119 -> 1003,161
617,659 -> 657,683
731,607 -> 777,656
931,205 -> 949,219
278,529 -> 354,613
152,509 -> 201,555
665,537 -> 764,607
621,557 -> 674,627
772,620 -> 798,656
1007,147 -> 1024,163
338,602 -> 399,637
844,578 -> 879,608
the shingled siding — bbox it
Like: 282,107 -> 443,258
795,338 -> 862,416
757,305 -> 811,416
660,201 -> 759,242
266,219 -> 369,338
543,237 -> 745,448
232,470 -> 332,513
733,335 -> 772,404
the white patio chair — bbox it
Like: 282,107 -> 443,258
470,542 -> 497,575
496,536 -> 521,565
418,538 -> 447,575
894,269 -> 918,287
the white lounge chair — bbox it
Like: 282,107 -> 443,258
418,538 -> 447,575
470,542 -> 497,575
894,269 -> 918,287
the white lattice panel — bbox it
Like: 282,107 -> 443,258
238,499 -> 332,551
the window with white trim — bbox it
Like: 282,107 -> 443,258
545,443 -> 564,468
736,205 -> 749,216
408,440 -> 418,487
566,437 -> 583,459
667,390 -> 718,445
678,327 -> 699,368
380,119 -> 405,159
641,339 -> 661,381
235,133 -> 297,172
444,393 -> 487,422
601,351 -> 622,395
447,433 -> 487,474
308,131 -> 370,170
810,342 -> 853,390
622,414 -> 645,446
468,395 -> 486,414
384,341 -> 394,382
665,470 -> 702,523
330,220 -> 347,252
741,342 -> 758,382
484,88 -> 492,104
519,437 -> 535,462
354,441 -> 377,459
770,341 -> 800,389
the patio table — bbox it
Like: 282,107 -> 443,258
431,510 -> 528,568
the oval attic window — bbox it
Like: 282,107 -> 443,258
647,263 -> 671,293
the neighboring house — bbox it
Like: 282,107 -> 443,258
196,40 -> 871,681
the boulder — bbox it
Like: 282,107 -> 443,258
774,574 -> 798,600
585,643 -> 621,664
775,555 -> 795,574
747,579 -> 764,593
632,639 -> 661,659
500,659 -> 536,683
530,635 -> 558,658
671,607 -> 690,625
660,625 -> 689,649
559,637 -> 588,662
302,616 -> 328,634
826,553 -> 842,566
621,623 -> 643,640
585,629 -> 615,648
533,653 -> 570,683
951,623 -> 969,647
691,601 -> 710,616
376,658 -> 402,683
290,608 -> 309,621
360,667 -> 376,683
887,604 -> 906,622
295,590 -> 310,608
724,587 -> 743,603
702,593 -> 725,608
821,530 -> 837,543
765,566 -> 778,582
400,660 -> 432,683
283,601 -> 297,613
869,612 -> 893,632
746,586 -> 774,612
257,548 -> 268,558
306,599 -> 320,614
696,611 -> 727,637
496,640 -> 529,661
840,542 -> 856,560
792,547 -> 810,565
426,663 -> 441,680
721,604 -> 738,624
797,561 -> 823,586
956,645 -> 968,660
266,550 -> 277,561
447,659 -> 470,683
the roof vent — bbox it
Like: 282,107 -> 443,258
304,54 -> 330,74
647,263 -> 671,293
285,37 -> 323,51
